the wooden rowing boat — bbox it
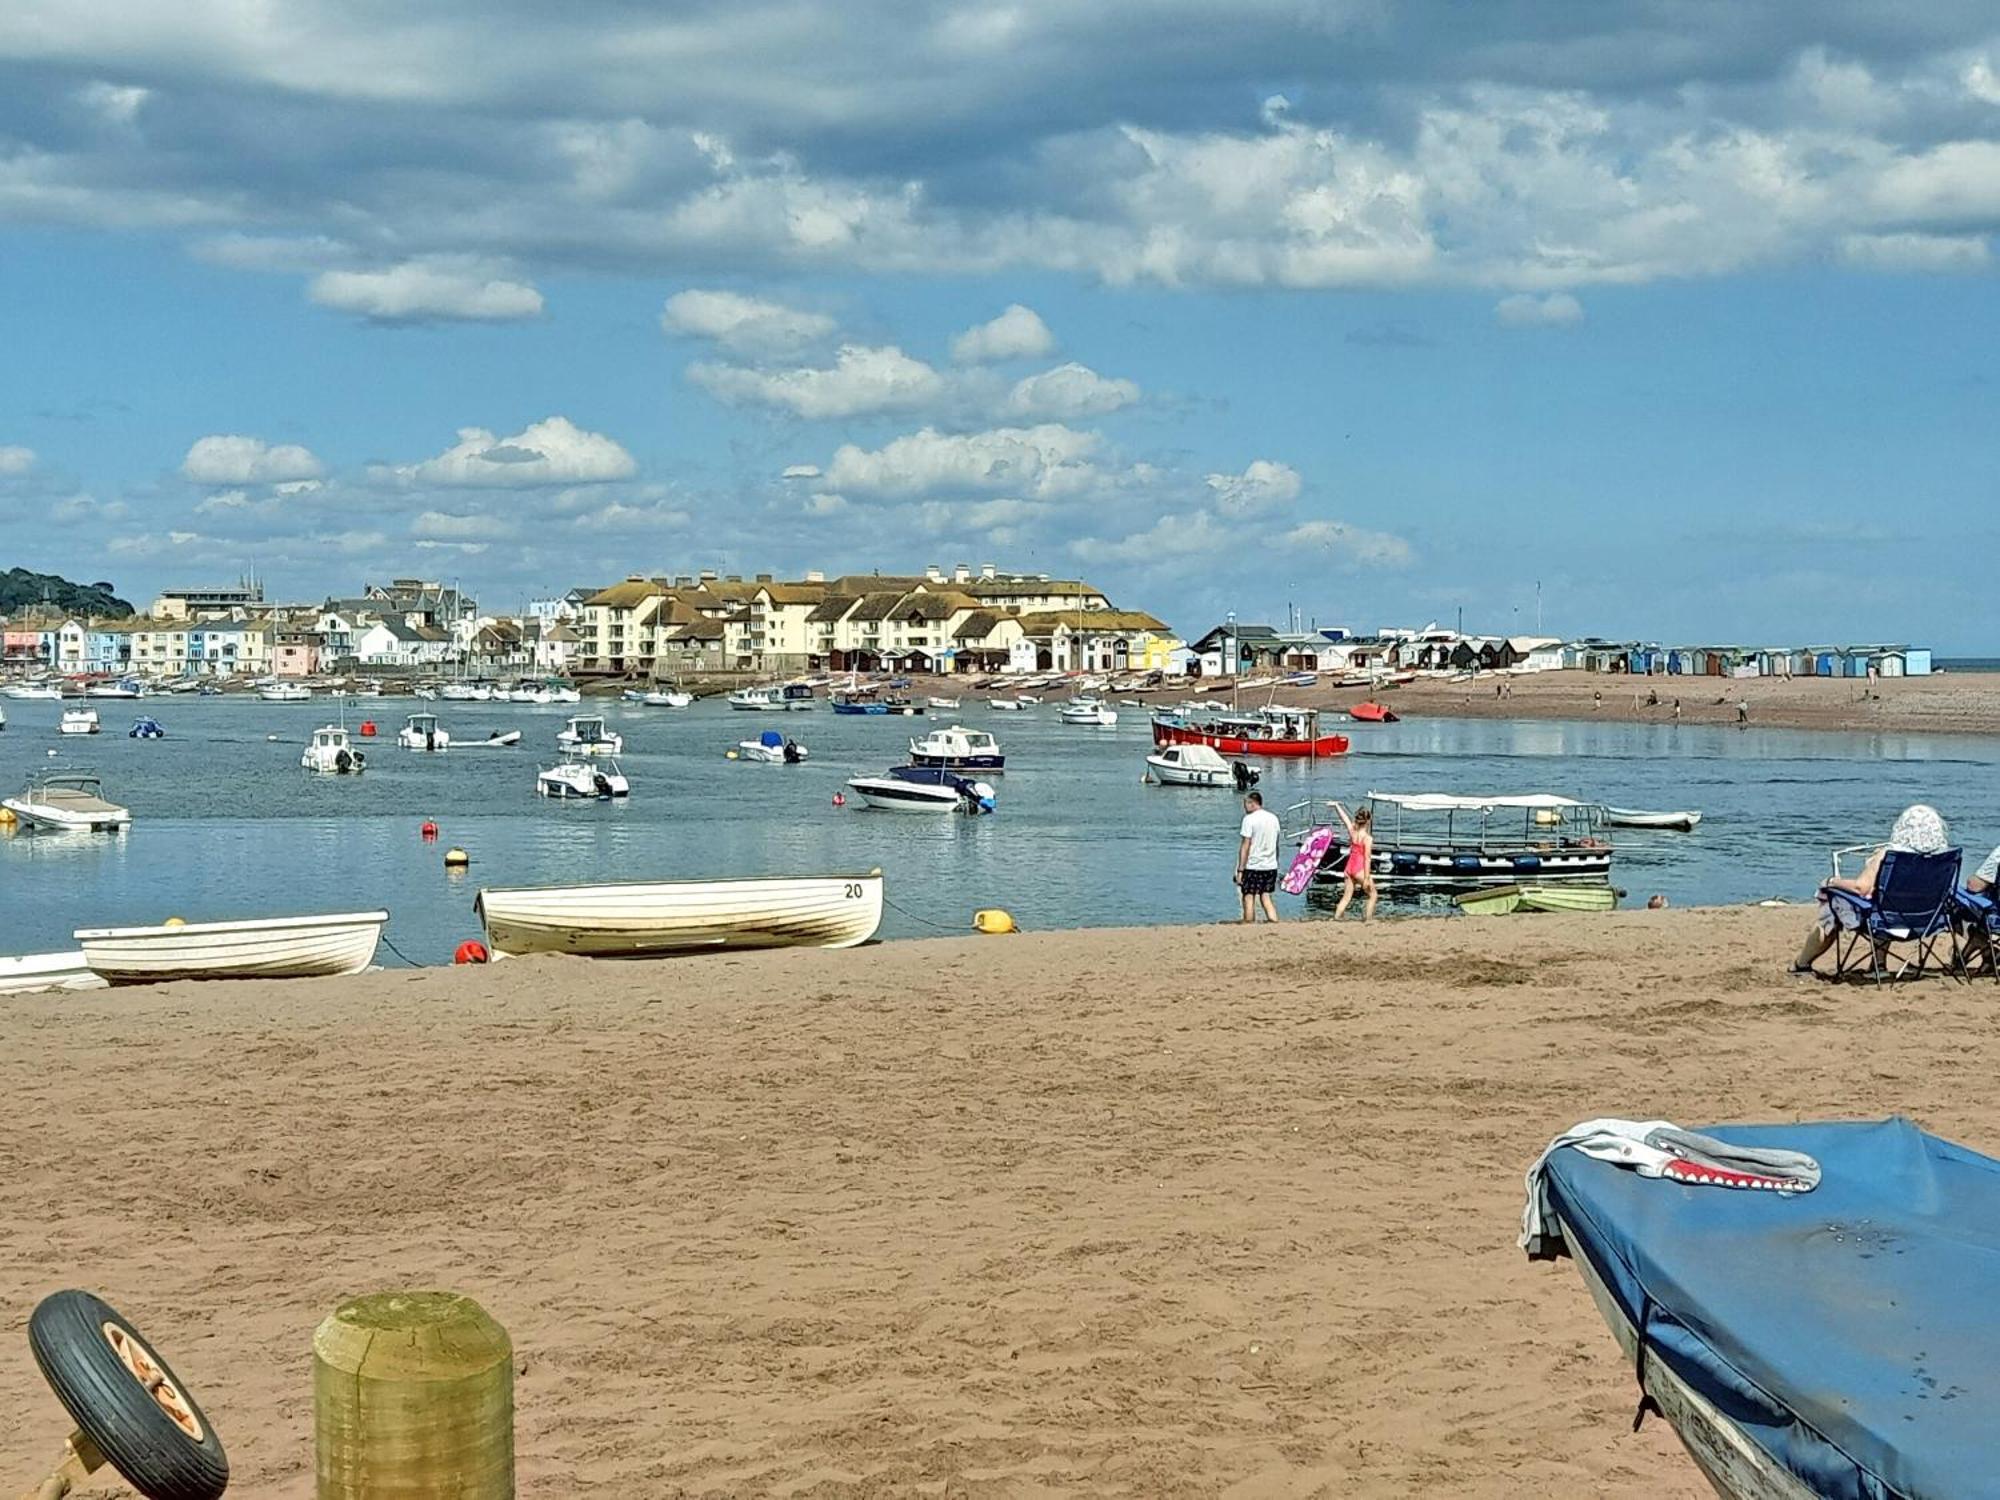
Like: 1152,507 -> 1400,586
74,910 -> 388,983
1603,806 -> 1703,831
0,951 -> 108,996
474,872 -> 884,958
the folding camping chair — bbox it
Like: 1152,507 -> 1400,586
1822,846 -> 1962,981
1950,886 -> 2000,980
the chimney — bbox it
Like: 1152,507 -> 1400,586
980,562 -> 996,581
925,564 -> 945,583
804,570 -> 825,583
675,575 -> 694,587
724,573 -> 742,583
699,570 -> 719,583
953,562 -> 971,583
755,573 -> 773,583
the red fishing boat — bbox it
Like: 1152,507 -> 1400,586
1150,706 -> 1349,758
1348,701 -> 1399,723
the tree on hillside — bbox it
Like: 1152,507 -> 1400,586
0,567 -> 134,618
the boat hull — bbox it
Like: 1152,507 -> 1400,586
1311,840 -> 1613,891
475,874 -> 883,957
1152,721 -> 1349,757
1518,885 -> 1619,913
846,778 -> 963,811
909,753 -> 1004,771
1603,808 -> 1703,831
73,911 -> 387,983
1145,754 -> 1236,787
0,950 -> 108,996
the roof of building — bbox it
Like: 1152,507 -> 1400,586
823,574 -> 933,596
807,596 -> 858,624
952,610 -> 1009,641
964,578 -> 1104,599
758,583 -> 829,605
584,579 -> 667,609
666,619 -> 725,642
544,622 -> 579,642
845,590 -> 911,624
897,589 -> 980,622
1019,609 -> 1170,634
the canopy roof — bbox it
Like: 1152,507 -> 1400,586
1366,792 -> 1592,812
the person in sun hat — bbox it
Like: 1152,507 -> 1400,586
1791,803 -> 1949,975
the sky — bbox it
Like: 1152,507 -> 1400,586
1,3 -> 1997,649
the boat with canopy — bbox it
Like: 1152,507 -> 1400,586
1151,705 -> 1349,758
1288,792 -> 1613,892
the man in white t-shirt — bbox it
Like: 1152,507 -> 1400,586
1235,790 -> 1282,924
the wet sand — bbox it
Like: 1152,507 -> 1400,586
2,907 -> 1985,1496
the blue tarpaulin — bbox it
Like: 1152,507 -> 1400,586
1542,1117 -> 2000,1500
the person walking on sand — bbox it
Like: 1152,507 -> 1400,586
1234,790 -> 1282,924
1328,800 -> 1379,921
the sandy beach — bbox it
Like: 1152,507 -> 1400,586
1,906 -> 1985,1496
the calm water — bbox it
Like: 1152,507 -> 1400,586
4,695 -> 1998,961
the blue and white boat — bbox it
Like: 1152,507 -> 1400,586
832,691 -> 890,716
1532,1116 -> 2000,1499
845,765 -> 996,813
908,724 -> 1004,773
128,715 -> 166,739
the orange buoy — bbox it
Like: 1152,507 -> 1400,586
453,940 -> 490,965
421,820 -> 439,841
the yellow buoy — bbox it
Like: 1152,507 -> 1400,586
314,1291 -> 513,1499
163,916 -> 187,927
973,908 -> 1017,935
724,749 -> 738,760
0,806 -> 15,826
444,847 -> 470,868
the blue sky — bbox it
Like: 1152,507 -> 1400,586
2,4 -> 1997,649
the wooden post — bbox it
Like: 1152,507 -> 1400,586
313,1292 -> 513,1499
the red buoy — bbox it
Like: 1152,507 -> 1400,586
831,792 -> 847,808
453,940 -> 490,965
358,720 -> 378,737
421,819 -> 439,841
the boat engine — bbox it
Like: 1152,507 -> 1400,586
592,772 -> 612,798
335,749 -> 354,772
1231,760 -> 1260,791
783,740 -> 803,764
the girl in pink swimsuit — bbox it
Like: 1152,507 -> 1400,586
1331,802 -> 1379,921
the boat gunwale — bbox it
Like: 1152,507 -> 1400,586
73,910 -> 389,941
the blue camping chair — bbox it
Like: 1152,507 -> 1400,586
1950,885 -> 2000,980
1822,847 -> 1962,981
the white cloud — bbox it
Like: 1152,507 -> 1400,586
803,492 -> 848,515
951,304 -> 1055,363
824,424 -> 1102,500
0,445 -> 34,476
411,510 -> 509,540
689,344 -> 945,420
1281,518 -> 1413,565
1494,292 -> 1584,328
76,81 -> 149,126
1073,510 -> 1234,563
661,289 -> 836,355
394,416 -> 636,488
780,463 -> 822,479
1205,459 -> 1302,517
309,259 -> 544,324
915,496 -> 1048,533
1839,231 -> 1991,273
182,434 -> 326,485
1005,362 -> 1139,420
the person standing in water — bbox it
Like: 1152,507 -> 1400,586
1234,790 -> 1282,923
1328,800 -> 1379,921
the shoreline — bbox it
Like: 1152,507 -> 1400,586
4,905 -> 1977,1496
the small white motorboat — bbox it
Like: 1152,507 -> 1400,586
728,685 -> 783,711
988,698 -> 1023,711
398,712 -> 450,751
909,724 -> 1004,772
538,753 -> 629,799
846,765 -> 997,813
2,682 -> 63,701
1059,700 -> 1118,726
642,689 -> 693,708
440,683 -> 478,701
1603,806 -> 1704,832
735,730 -> 808,764
474,871 -> 884,957
1015,693 -> 1041,704
0,950 -> 108,996
3,771 -> 132,831
547,683 -> 582,704
301,725 -> 366,774
413,686 -> 439,701
1145,743 -> 1256,789
927,696 -> 961,711
509,684 -> 553,704
59,708 -> 100,736
74,909 -> 389,983
556,715 -> 623,754
258,682 -> 312,702
84,679 -> 143,699
482,729 -> 522,747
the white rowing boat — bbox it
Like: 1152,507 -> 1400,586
0,951 -> 108,997
73,910 -> 389,984
1603,806 -> 1703,831
473,873 -> 883,957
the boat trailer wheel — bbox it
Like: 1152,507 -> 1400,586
18,1290 -> 228,1500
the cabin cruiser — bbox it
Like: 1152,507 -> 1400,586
509,683 -> 554,704
909,724 -> 1004,772
128,715 -> 166,740
1059,699 -> 1118,726
556,715 -> 623,754
987,698 -> 1024,711
59,708 -> 100,735
927,696 -> 960,711
736,729 -> 808,764
259,681 -> 312,702
301,725 -> 366,774
3,770 -> 131,831
84,678 -> 143,699
2,681 -> 63,701
729,683 -> 816,712
537,752 -> 629,800
398,713 -> 450,751
846,765 -> 997,813
643,688 -> 693,708
1145,743 -> 1257,789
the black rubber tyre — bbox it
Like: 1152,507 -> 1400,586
28,1290 -> 229,1500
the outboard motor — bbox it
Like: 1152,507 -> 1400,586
783,740 -> 803,765
968,779 -> 998,815
593,772 -> 612,798
335,748 -> 354,773
1231,760 -> 1260,791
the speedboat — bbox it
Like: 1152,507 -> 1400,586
3,771 -> 131,831
128,715 -> 166,739
736,730 -> 807,764
480,729 -> 522,747
3,682 -> 63,700
537,753 -> 629,799
728,685 -> 784,711
398,713 -> 450,751
846,765 -> 996,814
84,679 -> 143,699
300,725 -> 365,774
474,871 -> 884,957
909,724 -> 1004,772
259,682 -> 312,702
988,698 -> 1023,711
59,708 -> 100,735
1603,806 -> 1703,832
927,696 -> 960,711
1145,743 -> 1256,789
642,689 -> 693,708
74,909 -> 388,983
556,715 -> 622,754
1059,700 -> 1118,726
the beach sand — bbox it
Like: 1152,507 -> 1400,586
1,906 -> 1982,1496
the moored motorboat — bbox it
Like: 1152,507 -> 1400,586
1151,705 -> 1347,757
74,909 -> 389,983
556,714 -> 622,754
736,730 -> 807,763
1144,743 -> 1256,789
537,752 -> 629,799
128,715 -> 166,739
1348,701 -> 1399,723
398,712 -> 450,751
59,708 -> 100,736
0,950 -> 108,996
987,698 -> 1024,711
2,682 -> 63,701
258,682 -> 312,702
642,689 -> 693,708
727,685 -> 787,711
3,771 -> 131,832
474,872 -> 884,957
1059,700 -> 1118,726
1603,806 -> 1703,832
927,696 -> 960,711
84,678 -> 143,699
301,725 -> 365,774
909,724 -> 1004,772
846,765 -> 996,813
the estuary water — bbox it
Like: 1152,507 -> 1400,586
3,695 -> 1998,961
